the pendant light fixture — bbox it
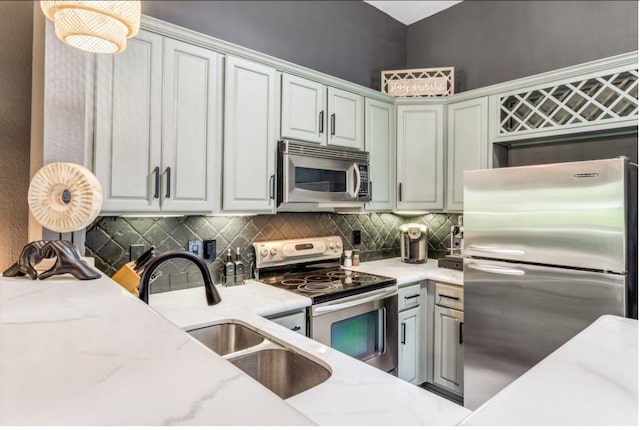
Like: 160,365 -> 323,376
40,1 -> 141,54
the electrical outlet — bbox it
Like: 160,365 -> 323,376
204,239 -> 216,260
353,230 -> 361,246
188,239 -> 204,259
129,244 -> 146,262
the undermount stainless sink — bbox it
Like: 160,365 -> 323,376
187,321 -> 331,399
188,322 -> 266,355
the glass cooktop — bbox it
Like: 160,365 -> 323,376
257,266 -> 396,304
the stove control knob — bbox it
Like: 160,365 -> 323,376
328,242 -> 335,250
335,242 -> 342,249
270,248 -> 278,256
260,248 -> 269,257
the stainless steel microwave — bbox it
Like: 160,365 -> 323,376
277,140 -> 370,210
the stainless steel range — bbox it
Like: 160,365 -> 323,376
254,236 -> 398,374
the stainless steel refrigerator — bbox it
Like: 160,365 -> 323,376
462,157 -> 637,410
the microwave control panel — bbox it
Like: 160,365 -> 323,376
358,164 -> 369,198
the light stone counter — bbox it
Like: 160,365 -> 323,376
0,274 -> 470,426
460,315 -> 638,426
0,275 -> 313,426
349,257 -> 463,286
150,281 -> 472,426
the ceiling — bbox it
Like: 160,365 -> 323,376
364,1 -> 463,25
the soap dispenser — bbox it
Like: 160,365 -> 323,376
224,248 -> 235,286
234,247 -> 245,285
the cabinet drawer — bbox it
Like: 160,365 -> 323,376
267,310 -> 307,335
435,282 -> 463,311
398,283 -> 421,311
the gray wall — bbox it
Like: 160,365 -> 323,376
142,0 -> 407,89
0,1 -> 33,268
407,1 -> 638,92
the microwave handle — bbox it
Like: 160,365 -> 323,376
353,165 -> 361,197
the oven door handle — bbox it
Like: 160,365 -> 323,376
313,286 -> 397,315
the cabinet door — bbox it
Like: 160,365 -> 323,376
433,305 -> 464,394
94,30 -> 163,213
396,105 -> 444,210
161,39 -> 222,213
365,98 -> 395,212
281,74 -> 326,144
446,98 -> 488,212
223,56 -> 277,213
398,306 -> 420,384
328,87 -> 364,149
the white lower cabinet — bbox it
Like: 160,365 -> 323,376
397,283 -> 426,384
222,56 -> 277,213
266,309 -> 307,336
433,304 -> 464,395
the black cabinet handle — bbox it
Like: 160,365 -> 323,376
398,183 -> 402,202
153,167 -> 160,199
401,322 -> 406,345
319,111 -> 324,134
269,174 -> 275,200
459,322 -> 464,345
404,294 -> 420,300
165,167 -> 171,198
438,293 -> 460,301
330,113 -> 336,136
292,326 -> 301,332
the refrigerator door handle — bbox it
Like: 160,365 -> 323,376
467,245 -> 525,256
467,263 -> 526,276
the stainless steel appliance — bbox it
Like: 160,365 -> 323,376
254,236 -> 398,373
463,157 -> 638,410
400,223 -> 427,264
276,140 -> 370,211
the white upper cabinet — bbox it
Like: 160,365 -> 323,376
396,104 -> 444,211
223,56 -> 277,213
95,30 -> 163,213
281,74 -> 326,144
95,30 -> 221,215
446,97 -> 489,212
281,73 -> 364,149
365,98 -> 395,211
327,87 -> 364,149
160,39 -> 222,213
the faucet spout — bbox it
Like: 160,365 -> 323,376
138,250 -> 222,306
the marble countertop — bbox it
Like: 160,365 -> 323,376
0,274 -> 470,426
348,257 -> 463,286
460,315 -> 638,426
149,280 -> 471,426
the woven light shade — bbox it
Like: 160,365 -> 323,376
40,1 -> 141,54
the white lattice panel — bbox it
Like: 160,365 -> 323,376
382,67 -> 454,97
498,69 -> 638,135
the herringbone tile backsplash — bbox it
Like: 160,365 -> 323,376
86,212 -> 461,293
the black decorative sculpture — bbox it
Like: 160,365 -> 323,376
3,240 -> 53,279
3,240 -> 101,281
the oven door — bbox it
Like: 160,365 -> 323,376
282,153 -> 366,204
310,286 -> 398,373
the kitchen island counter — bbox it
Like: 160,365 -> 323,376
0,274 -> 470,426
460,314 -> 638,426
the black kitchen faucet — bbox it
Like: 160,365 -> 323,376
138,250 -> 222,306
